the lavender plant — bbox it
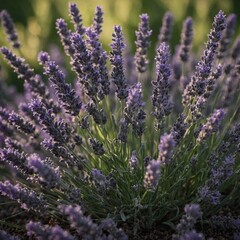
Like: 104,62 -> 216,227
0,3 -> 240,240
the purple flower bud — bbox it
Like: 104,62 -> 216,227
178,17 -> 193,62
183,11 -> 226,107
86,27 -> 110,96
93,6 -> 104,36
117,118 -> 128,143
71,32 -> 101,99
152,42 -> 173,129
175,204 -> 202,236
0,181 -> 46,211
110,25 -> 128,99
26,221 -> 75,240
134,13 -> 152,73
38,51 -> 82,116
86,101 -> 107,124
69,3 -> 85,35
197,109 -> 225,143
56,18 -> 75,57
171,114 -> 188,145
222,155 -> 235,179
129,150 -> 138,171
175,230 -> 205,240
27,154 -> 61,188
144,160 -> 161,190
0,10 -> 20,48
158,133 -> 175,165
218,14 -> 237,59
89,138 -> 105,155
99,218 -> 128,240
8,111 -> 36,135
0,147 -> 32,175
91,168 -> 107,188
29,98 -> 71,143
157,12 -> 174,45
0,47 -> 49,100
124,83 -> 146,136
59,205 -> 100,238
0,230 -> 19,240
198,185 -> 221,205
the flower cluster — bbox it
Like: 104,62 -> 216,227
0,3 -> 240,240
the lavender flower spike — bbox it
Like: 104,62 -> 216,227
124,82 -> 146,136
69,2 -> 85,35
183,10 -> 226,107
110,25 -> 128,99
0,181 -> 46,211
38,51 -> 82,116
27,154 -> 60,188
197,109 -> 225,143
157,12 -> 174,45
56,18 -> 75,57
0,10 -> 20,48
26,221 -> 76,240
158,133 -> 175,165
8,111 -> 36,135
144,160 -> 161,190
93,6 -> 104,36
59,205 -> 100,238
178,17 -> 193,62
29,98 -> 71,143
152,42 -> 172,129
134,13 -> 152,73
129,150 -> 138,171
0,230 -> 19,240
218,13 -> 237,59
175,204 -> 203,236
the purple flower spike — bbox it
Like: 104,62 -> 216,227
218,14 -> 237,59
197,109 -> 225,143
134,13 -> 152,73
56,18 -> 75,57
8,111 -> 36,135
71,32 -> 101,100
0,230 -> 19,240
129,150 -> 138,171
157,12 -> 174,45
152,42 -> 173,129
144,159 -> 161,190
178,17 -> 193,62
117,118 -> 128,143
124,83 -> 146,136
93,6 -> 104,36
59,205 -> 100,238
69,2 -> 85,35
183,10 -> 226,107
29,98 -> 71,143
158,133 -> 175,165
38,51 -> 82,116
86,27 -> 110,97
1,147 -> 31,175
27,154 -> 60,188
0,181 -> 46,212
26,221 -> 76,240
0,47 -> 49,99
174,204 -> 203,237
110,25 -> 128,99
0,10 -> 20,48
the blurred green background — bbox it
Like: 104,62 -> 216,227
0,0 -> 240,86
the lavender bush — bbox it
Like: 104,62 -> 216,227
0,3 -> 240,239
